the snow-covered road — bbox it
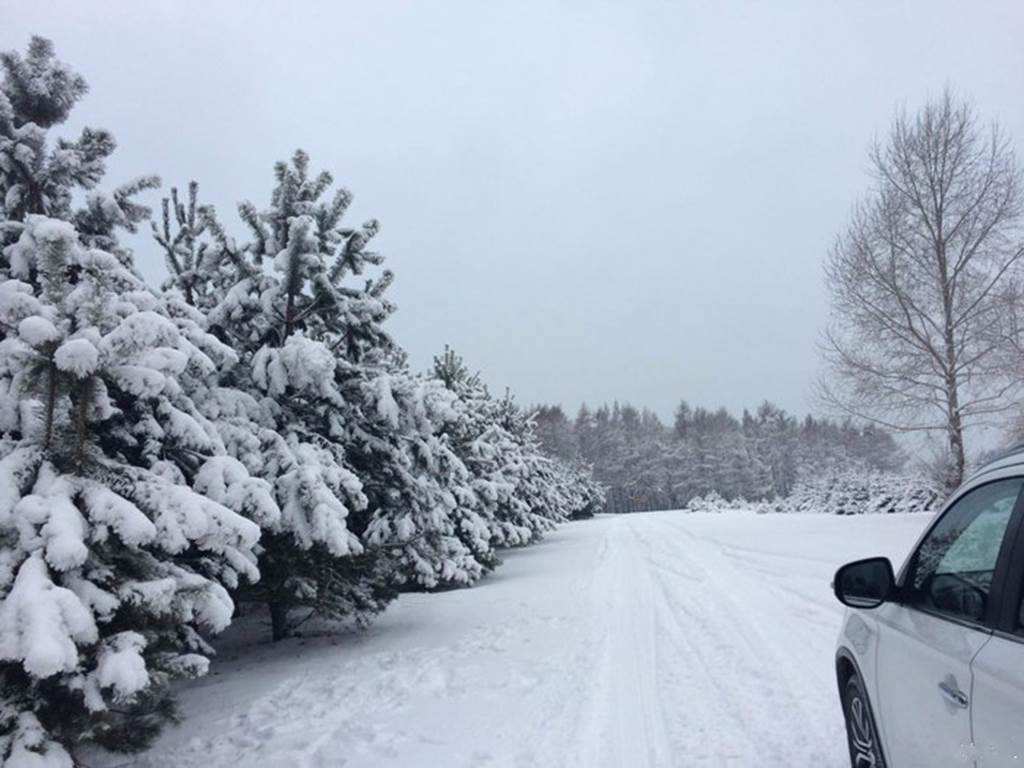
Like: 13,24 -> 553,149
117,512 -> 930,768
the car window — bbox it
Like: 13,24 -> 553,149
906,478 -> 1023,624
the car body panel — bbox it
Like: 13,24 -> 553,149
971,635 -> 1024,766
835,456 -> 1024,767
873,602 -> 987,765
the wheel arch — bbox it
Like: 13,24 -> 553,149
836,645 -> 889,767
835,645 -> 862,691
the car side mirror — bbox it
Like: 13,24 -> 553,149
833,557 -> 896,609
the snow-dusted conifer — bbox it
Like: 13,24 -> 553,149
0,38 -> 266,763
213,152 -> 488,592
492,393 -> 570,537
434,348 -> 595,546
433,348 -> 533,549
558,458 -> 606,519
356,371 -> 489,588
151,181 -> 217,308
193,152 -> 402,638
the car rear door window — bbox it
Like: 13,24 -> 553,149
905,478 -> 1023,624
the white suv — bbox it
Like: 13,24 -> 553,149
833,450 -> 1024,767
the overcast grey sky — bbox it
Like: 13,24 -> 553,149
4,1 -> 1023,420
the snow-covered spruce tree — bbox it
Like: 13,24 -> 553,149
0,38 -> 270,763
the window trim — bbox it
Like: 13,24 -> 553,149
894,475 -> 1024,632
993,488 -> 1024,637
991,628 -> 1024,646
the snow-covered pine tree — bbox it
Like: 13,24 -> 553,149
155,159 -> 505,619
434,348 -> 591,545
356,370 -> 489,589
431,347 -> 507,564
152,181 -> 216,308
214,153 -> 488,592
0,38 -> 270,763
495,393 -> 567,536
561,458 -> 605,519
511,398 -> 605,524
174,154 -> 397,640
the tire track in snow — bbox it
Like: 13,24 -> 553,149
644,515 -> 847,765
624,519 -> 761,766
570,517 -> 673,768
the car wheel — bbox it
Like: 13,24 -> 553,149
842,673 -> 887,768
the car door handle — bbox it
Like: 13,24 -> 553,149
938,680 -> 969,709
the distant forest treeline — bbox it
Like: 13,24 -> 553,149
531,401 -> 906,513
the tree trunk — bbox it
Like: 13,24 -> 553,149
283,287 -> 295,341
269,601 -> 291,642
938,232 -> 966,490
43,357 -> 58,451
72,380 -> 90,470
946,395 -> 966,489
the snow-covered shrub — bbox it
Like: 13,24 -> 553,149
684,490 -> 727,513
780,472 -> 942,515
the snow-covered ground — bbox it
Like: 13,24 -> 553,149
109,511 -> 931,768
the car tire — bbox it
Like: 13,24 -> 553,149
841,672 -> 887,768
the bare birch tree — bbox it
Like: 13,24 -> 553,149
820,89 -> 1024,488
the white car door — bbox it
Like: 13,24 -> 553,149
969,509 -> 1024,768
971,635 -> 1024,766
873,477 -> 1023,767
873,606 -> 987,765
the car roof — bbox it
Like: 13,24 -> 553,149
966,443 -> 1024,484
